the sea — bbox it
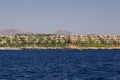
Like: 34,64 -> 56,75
0,50 -> 120,80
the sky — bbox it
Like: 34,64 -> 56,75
0,0 -> 120,35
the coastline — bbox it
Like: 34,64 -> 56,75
0,46 -> 120,50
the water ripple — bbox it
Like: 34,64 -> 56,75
0,50 -> 120,80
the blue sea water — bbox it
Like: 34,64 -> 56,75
0,50 -> 120,80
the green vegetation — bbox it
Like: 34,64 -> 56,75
77,43 -> 120,47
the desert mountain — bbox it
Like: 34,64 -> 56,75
0,28 -> 32,35
54,30 -> 72,36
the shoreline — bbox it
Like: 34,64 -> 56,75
0,47 -> 120,50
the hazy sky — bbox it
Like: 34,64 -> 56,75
0,0 -> 120,35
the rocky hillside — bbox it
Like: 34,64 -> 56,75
54,30 -> 72,36
0,28 -> 32,35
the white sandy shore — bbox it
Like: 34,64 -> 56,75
0,47 -> 120,50
0,47 -> 21,50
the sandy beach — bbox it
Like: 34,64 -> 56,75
1,46 -> 120,50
